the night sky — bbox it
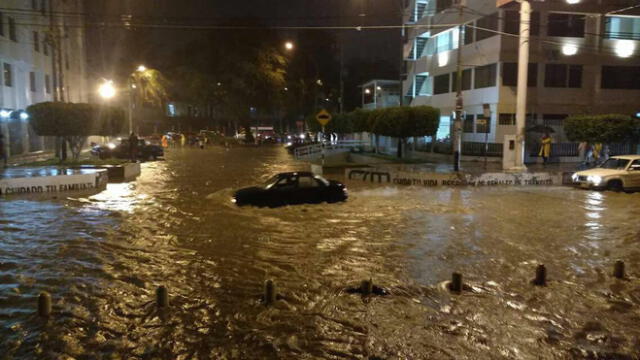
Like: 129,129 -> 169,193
86,0 -> 403,78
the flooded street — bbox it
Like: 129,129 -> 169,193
2,146 -> 640,359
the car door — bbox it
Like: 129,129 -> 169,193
295,175 -> 322,204
625,160 -> 640,189
269,175 -> 297,206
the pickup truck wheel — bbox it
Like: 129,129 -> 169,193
607,179 -> 623,192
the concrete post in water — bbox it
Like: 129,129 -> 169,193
613,260 -> 625,279
449,272 -> 462,293
360,278 -> 373,296
38,292 -> 52,317
264,280 -> 276,305
533,264 -> 546,286
156,286 -> 169,307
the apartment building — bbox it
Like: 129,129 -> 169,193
0,0 -> 89,157
361,79 -> 401,110
403,0 -> 640,151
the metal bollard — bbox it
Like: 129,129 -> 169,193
264,280 -> 277,305
156,286 -> 169,307
38,292 -> 52,317
449,272 -> 462,293
533,264 -> 546,286
360,278 -> 373,296
613,260 -> 625,279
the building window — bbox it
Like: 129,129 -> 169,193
476,13 -> 499,41
30,72 -> 36,92
45,74 -> 51,93
3,63 -> 12,87
543,114 -> 567,127
504,10 -> 540,36
544,64 -> 582,88
43,38 -> 48,55
547,13 -> 585,37
452,69 -> 472,91
40,0 -> 47,15
476,115 -> 490,134
463,114 -> 474,133
502,62 -> 537,87
32,0 -> 38,9
601,66 -> 640,89
474,64 -> 497,89
65,54 -> 69,70
33,31 -> 39,52
499,113 -> 516,126
436,30 -> 455,53
605,16 -> 640,40
433,73 -> 450,94
8,17 -> 16,42
0,12 -> 4,37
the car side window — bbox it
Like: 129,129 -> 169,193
298,176 -> 318,188
275,176 -> 297,189
630,160 -> 640,171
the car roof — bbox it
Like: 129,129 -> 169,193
611,155 -> 640,160
277,171 -> 315,177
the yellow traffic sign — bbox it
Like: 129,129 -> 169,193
316,109 -> 332,127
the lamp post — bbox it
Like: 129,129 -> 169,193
128,65 -> 147,134
511,0 -> 530,171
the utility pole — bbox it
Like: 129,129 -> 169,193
512,0 -> 530,171
453,1 -> 465,172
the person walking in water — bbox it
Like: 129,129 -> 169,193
128,132 -> 139,161
539,132 -> 552,165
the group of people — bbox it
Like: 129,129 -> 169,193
579,141 -> 608,166
537,133 -> 609,167
161,133 -> 209,149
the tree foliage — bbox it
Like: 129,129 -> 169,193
564,114 -> 640,144
27,102 -> 126,159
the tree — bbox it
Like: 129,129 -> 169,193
27,102 -> 126,160
565,114 -> 640,144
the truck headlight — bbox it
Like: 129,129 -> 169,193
587,175 -> 602,185
107,143 -> 116,150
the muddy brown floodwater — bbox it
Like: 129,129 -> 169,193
2,146 -> 640,359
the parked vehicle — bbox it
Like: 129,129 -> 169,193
233,172 -> 348,207
91,139 -> 164,161
571,155 -> 640,192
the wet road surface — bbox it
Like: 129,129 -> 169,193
2,146 -> 640,359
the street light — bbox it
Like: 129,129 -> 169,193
137,65 -> 147,72
285,41 -> 294,51
98,80 -> 116,100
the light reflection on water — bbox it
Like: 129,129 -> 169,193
1,146 -> 640,359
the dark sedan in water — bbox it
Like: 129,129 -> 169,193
233,172 -> 348,207
91,139 -> 163,161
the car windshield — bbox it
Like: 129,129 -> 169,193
600,158 -> 630,170
263,175 -> 282,189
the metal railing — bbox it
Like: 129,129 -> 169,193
294,140 -> 368,160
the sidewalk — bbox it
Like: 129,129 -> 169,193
6,149 -> 92,167
345,152 -> 579,176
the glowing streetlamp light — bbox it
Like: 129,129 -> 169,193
98,80 -> 116,99
137,65 -> 147,72
284,41 -> 294,51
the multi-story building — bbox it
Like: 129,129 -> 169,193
403,0 -> 640,154
361,79 -> 401,110
0,0 -> 89,158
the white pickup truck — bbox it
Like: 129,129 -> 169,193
572,155 -> 640,192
